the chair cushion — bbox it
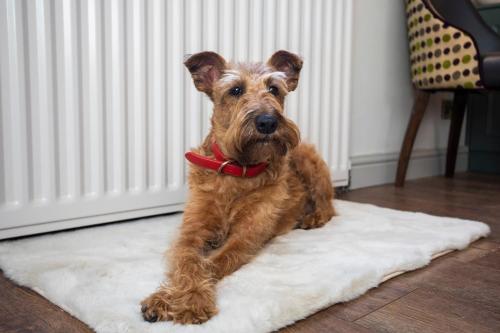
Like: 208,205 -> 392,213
407,0 -> 483,89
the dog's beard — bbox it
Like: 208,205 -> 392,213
234,120 -> 300,166
236,137 -> 288,165
221,111 -> 300,166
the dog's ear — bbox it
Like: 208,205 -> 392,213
267,50 -> 303,92
184,51 -> 227,97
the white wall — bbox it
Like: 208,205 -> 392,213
349,0 -> 467,189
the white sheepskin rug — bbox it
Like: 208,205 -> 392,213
0,200 -> 490,333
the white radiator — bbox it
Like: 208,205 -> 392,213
0,0 -> 352,238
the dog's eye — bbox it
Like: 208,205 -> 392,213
229,86 -> 244,97
268,85 -> 279,96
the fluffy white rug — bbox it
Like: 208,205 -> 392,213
0,200 -> 490,333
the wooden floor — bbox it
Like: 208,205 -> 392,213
1,173 -> 499,333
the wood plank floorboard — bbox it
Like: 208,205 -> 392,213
0,173 -> 498,333
355,288 -> 500,333
0,271 -> 92,333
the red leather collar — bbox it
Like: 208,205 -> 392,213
185,142 -> 268,177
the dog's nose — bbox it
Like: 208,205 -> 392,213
255,114 -> 278,134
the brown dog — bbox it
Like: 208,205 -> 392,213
141,50 -> 335,325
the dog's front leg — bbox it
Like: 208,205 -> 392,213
141,200 -> 221,324
209,206 -> 277,280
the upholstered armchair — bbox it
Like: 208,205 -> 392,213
396,0 -> 500,186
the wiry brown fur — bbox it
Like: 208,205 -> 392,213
141,50 -> 336,325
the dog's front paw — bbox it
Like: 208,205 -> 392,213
298,214 -> 329,230
141,289 -> 173,322
300,221 -> 328,230
169,288 -> 218,325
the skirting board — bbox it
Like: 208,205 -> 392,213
350,146 -> 468,189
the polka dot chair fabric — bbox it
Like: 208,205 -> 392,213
407,0 -> 483,89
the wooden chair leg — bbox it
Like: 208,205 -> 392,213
445,91 -> 467,178
395,90 -> 431,187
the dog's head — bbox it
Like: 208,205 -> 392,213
184,50 -> 302,165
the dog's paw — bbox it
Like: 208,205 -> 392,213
169,289 -> 218,325
141,290 -> 173,322
298,215 -> 329,230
